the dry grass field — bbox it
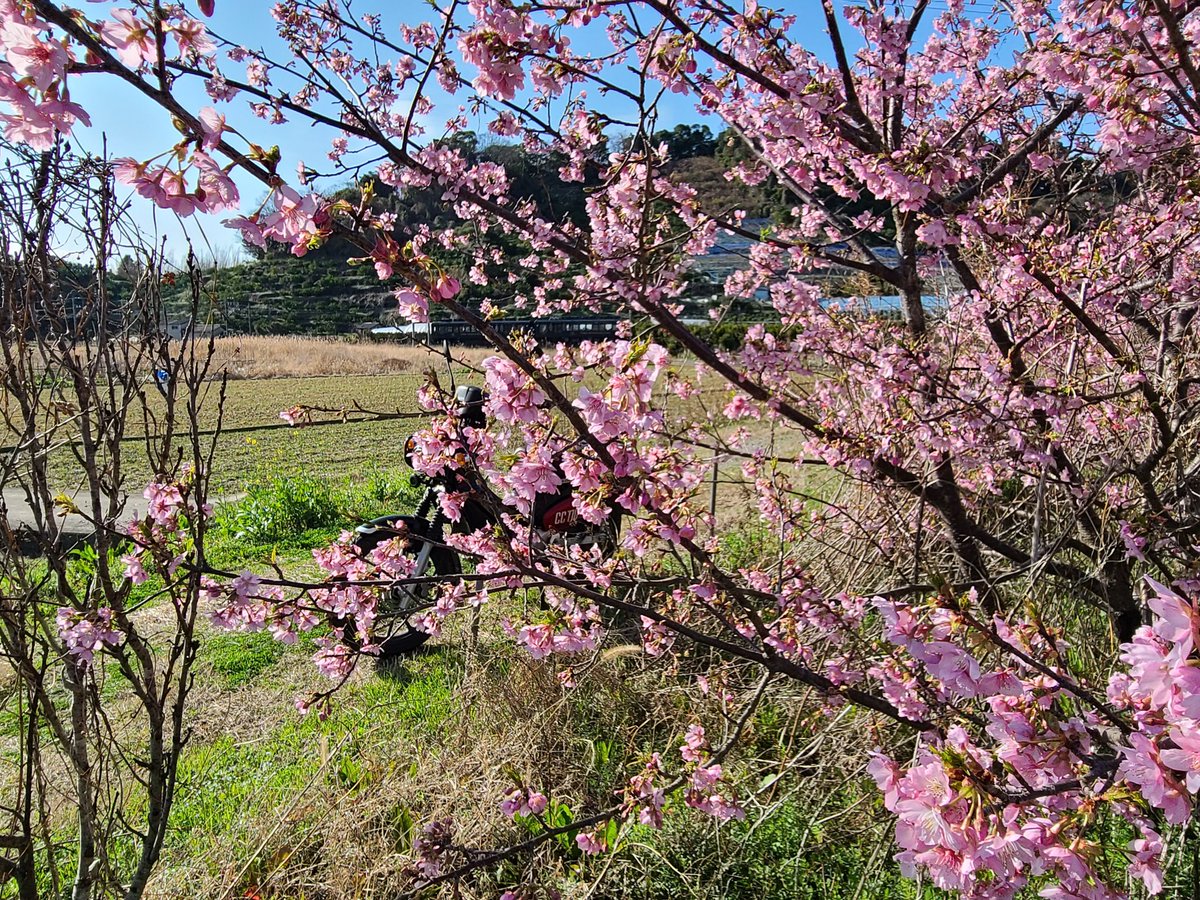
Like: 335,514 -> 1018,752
4,336 -> 765,503
206,335 -> 493,380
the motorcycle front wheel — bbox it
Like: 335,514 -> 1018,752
342,515 -> 462,658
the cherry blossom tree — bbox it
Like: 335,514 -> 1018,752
7,0 -> 1200,895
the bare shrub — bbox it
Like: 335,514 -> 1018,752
0,145 -> 219,899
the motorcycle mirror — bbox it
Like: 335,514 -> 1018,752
153,368 -> 170,399
443,339 -> 455,392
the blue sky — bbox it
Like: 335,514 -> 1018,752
60,2 -> 848,262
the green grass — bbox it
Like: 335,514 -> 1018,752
205,467 -> 421,567
163,649 -> 464,885
601,798 -> 918,900
27,372 -> 441,495
204,630 -> 290,689
717,520 -> 781,571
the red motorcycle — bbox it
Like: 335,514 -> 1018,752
343,384 -> 620,656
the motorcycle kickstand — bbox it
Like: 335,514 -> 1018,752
467,606 -> 481,653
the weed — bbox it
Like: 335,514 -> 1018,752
205,468 -> 420,565
718,520 -> 781,571
343,468 -> 422,519
157,649 -> 467,889
216,475 -> 341,544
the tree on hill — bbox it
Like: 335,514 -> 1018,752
623,123 -> 718,160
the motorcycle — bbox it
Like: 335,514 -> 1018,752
341,384 -> 621,657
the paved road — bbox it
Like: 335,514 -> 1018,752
2,488 -> 144,554
3,488 -> 243,555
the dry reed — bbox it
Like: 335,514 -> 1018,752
201,336 -> 493,380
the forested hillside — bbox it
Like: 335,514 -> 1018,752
164,125 -> 831,335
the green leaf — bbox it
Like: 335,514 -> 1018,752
550,801 -> 574,829
603,817 -> 619,849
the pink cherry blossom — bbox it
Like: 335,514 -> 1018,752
575,831 -> 604,855
1159,725 -> 1200,794
680,724 -> 707,763
99,9 -> 157,68
57,607 -> 122,664
197,106 -> 226,150
4,23 -> 70,91
143,479 -> 184,525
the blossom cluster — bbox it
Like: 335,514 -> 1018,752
500,786 -> 548,818
59,473 -> 209,664
678,725 -> 743,822
56,607 -> 121,665
206,529 -> 421,681
863,580 -> 1200,897
1111,580 -> 1200,825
